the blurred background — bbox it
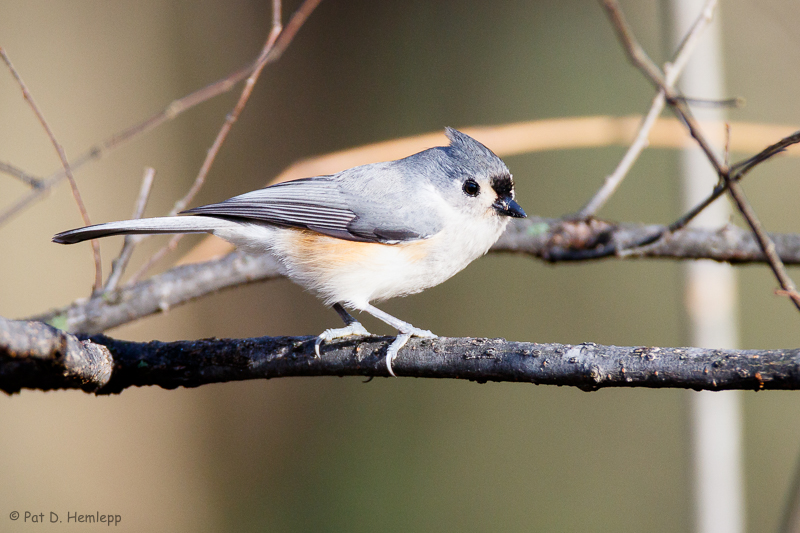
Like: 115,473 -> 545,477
2,0 -> 800,531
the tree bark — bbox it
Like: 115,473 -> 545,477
2,317 -> 796,395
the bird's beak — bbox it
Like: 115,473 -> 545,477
493,197 -> 527,218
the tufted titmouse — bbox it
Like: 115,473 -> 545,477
54,128 -> 526,376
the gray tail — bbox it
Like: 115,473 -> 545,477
53,216 -> 227,244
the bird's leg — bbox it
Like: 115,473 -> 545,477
314,302 -> 372,357
359,303 -> 437,377
332,302 -> 360,326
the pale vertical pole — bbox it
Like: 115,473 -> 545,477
667,2 -> 745,532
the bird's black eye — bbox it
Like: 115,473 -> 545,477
463,179 -> 480,197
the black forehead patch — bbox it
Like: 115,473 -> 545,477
490,174 -> 514,197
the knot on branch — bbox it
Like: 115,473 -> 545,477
546,218 -> 617,257
0,317 -> 112,394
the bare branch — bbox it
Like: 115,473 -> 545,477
677,96 -> 744,109
730,130 -> 800,179
600,0 -> 725,175
125,234 -> 179,285
103,168 -> 157,293
499,217 -> 800,264
2,317 -> 798,395
0,185 -> 53,225
129,0 -> 322,283
578,0 -> 718,218
648,129 -> 800,244
780,454 -> 800,533
0,0 -> 322,227
169,4 -> 284,218
268,0 -> 321,62
724,122 -> 732,167
601,0 -> 800,313
29,220 -> 800,336
0,160 -> 43,188
0,47 -> 103,292
726,181 -> 800,310
0,316 -> 112,393
34,251 -> 282,335
0,63 -> 251,226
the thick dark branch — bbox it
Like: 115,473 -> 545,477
2,318 -> 798,394
0,316 -> 111,393
31,219 -> 800,335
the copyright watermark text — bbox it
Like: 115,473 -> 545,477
9,511 -> 121,526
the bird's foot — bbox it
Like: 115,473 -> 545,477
385,328 -> 438,377
314,322 -> 371,357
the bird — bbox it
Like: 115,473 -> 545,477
53,127 -> 527,376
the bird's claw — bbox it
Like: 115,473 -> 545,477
385,328 -> 438,377
314,322 -> 371,357
314,321 -> 437,378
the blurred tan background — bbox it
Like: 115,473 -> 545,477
2,1 -> 800,531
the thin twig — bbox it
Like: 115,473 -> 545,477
726,180 -> 800,310
600,0 -> 726,176
575,92 -> 664,217
602,0 -> 800,313
169,6 -> 282,216
130,169 -> 157,221
675,130 -> 800,234
0,187 -> 45,224
0,47 -> 103,292
601,1 -> 666,86
103,168 -> 157,293
778,446 -> 800,533
578,0 -> 718,218
676,96 -> 744,109
776,289 -> 800,301
0,161 -> 44,188
0,64 -> 253,227
125,234 -> 179,284
127,3 -> 284,284
724,123 -> 731,168
267,0 -> 321,62
170,0 -> 284,217
129,0 -> 323,283
622,129 -> 800,256
730,130 -> 800,178
0,0 -> 319,227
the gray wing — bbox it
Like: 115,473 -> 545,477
182,170 -> 443,244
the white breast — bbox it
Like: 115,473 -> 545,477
209,206 -> 509,308
269,210 -> 508,307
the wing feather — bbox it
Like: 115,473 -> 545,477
183,165 -> 444,244
181,177 -> 407,243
